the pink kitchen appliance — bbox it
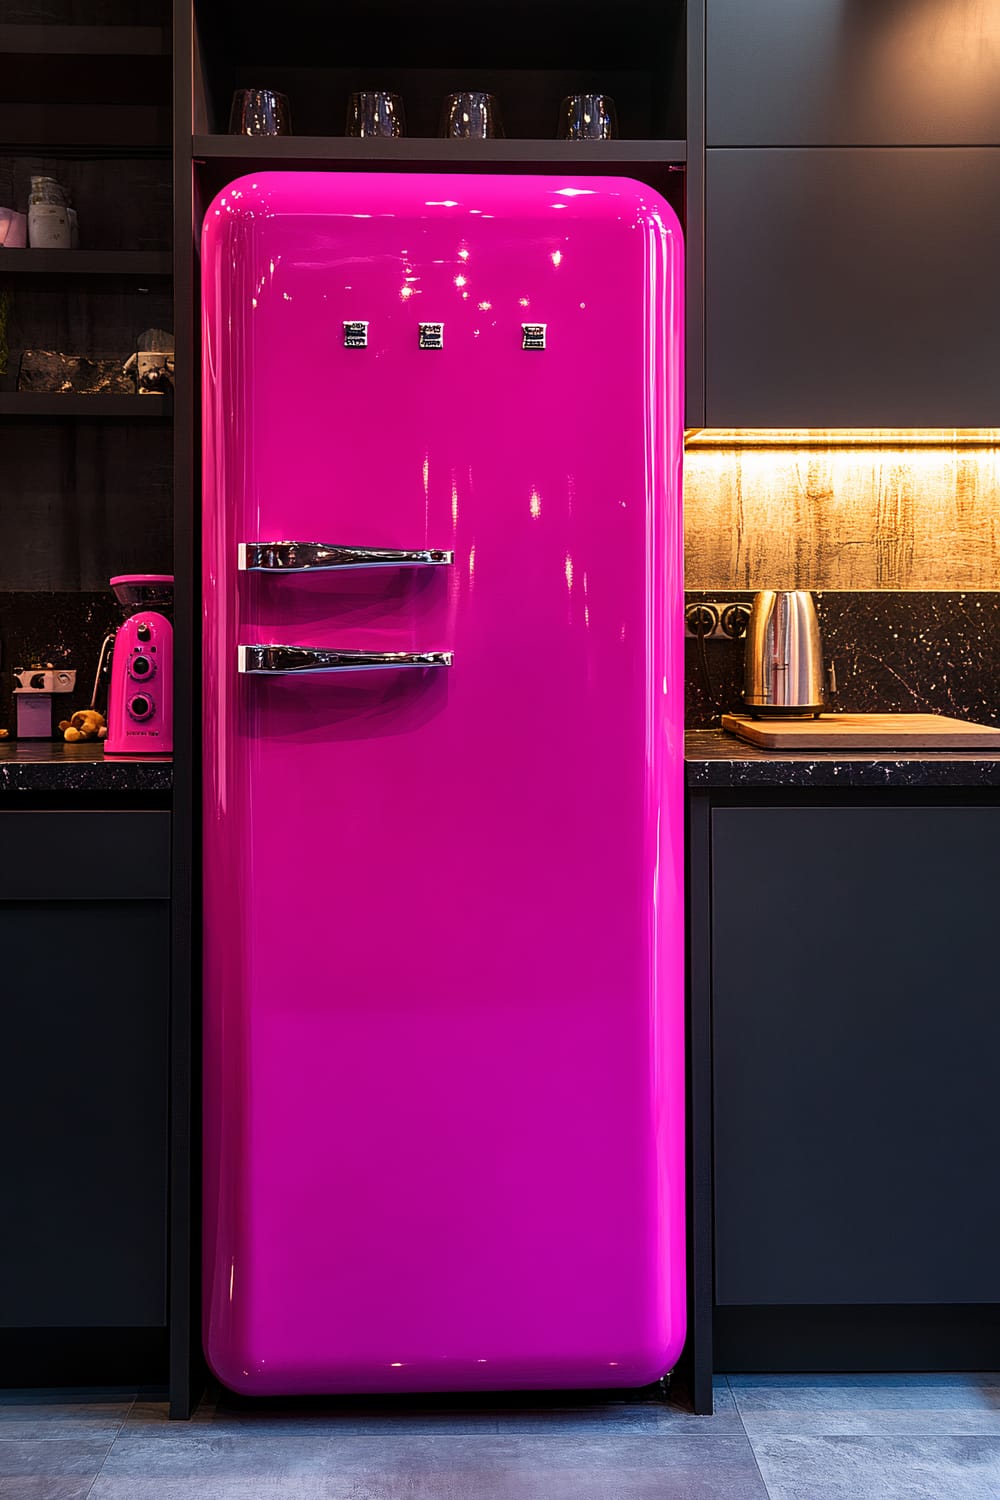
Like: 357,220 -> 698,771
201,172 -> 685,1396
103,574 -> 173,755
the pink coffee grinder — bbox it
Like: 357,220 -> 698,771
101,574 -> 173,755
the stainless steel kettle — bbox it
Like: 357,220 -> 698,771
743,589 -> 825,717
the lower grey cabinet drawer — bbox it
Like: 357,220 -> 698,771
0,809 -> 170,1328
0,811 -> 169,900
0,899 -> 169,1326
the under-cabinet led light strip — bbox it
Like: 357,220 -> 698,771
685,428 -> 1000,449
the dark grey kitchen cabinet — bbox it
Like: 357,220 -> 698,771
705,147 -> 1000,427
0,811 -> 169,1329
712,803 -> 1000,1310
707,0 -> 1000,147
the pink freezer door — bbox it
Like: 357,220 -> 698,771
202,172 -> 685,1396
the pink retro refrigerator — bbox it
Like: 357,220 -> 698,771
202,172 -> 685,1397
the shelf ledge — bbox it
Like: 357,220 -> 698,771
0,24 -> 169,56
193,135 -> 687,167
0,393 -> 169,418
0,251 -> 172,278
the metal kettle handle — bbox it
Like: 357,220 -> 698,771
90,631 -> 116,709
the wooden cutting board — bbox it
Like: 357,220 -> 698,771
721,713 -> 1000,750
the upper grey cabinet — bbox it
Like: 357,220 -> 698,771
705,147 -> 1000,428
707,0 -> 1000,146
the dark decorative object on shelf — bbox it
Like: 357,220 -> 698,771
18,350 -> 132,393
123,325 -> 174,392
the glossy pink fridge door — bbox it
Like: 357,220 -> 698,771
202,172 -> 685,1396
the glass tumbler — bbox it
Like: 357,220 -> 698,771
229,88 -> 293,136
440,92 -> 505,139
346,91 -> 406,138
556,93 -> 618,140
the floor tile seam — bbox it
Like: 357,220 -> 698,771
727,1376 -> 776,1500
0,1434 -> 123,1442
742,1427 -> 777,1498
80,1436 -> 118,1500
96,1396 -> 135,1465
730,1416 -> 1000,1434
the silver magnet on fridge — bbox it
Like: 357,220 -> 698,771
419,322 -> 444,349
343,321 -> 369,348
522,323 -> 547,350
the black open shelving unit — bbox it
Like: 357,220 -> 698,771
0,4 -> 173,421
0,2 -> 176,1387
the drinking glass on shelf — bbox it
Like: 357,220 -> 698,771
556,93 -> 618,140
346,91 -> 406,138
440,92 -> 505,139
229,88 -> 293,136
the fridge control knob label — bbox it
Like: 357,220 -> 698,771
522,323 -> 547,350
343,321 -> 368,349
419,322 -> 444,349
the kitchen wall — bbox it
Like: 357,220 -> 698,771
685,437 -> 1000,591
683,436 -> 1000,727
0,422 -> 172,591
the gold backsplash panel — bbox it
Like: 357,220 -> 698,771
684,444 -> 1000,590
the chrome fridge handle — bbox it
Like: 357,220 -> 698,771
238,543 -> 454,572
238,645 -> 453,675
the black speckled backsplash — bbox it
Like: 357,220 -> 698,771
686,590 -> 1000,729
0,592 -> 120,736
10,587 -> 1000,740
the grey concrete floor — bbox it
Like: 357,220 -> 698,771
3,1374 -> 1000,1498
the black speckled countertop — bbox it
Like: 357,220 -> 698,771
0,742 -> 172,793
686,730 -> 1000,789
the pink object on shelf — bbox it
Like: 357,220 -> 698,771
104,575 -> 174,755
202,171 -> 685,1397
0,208 -> 27,248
